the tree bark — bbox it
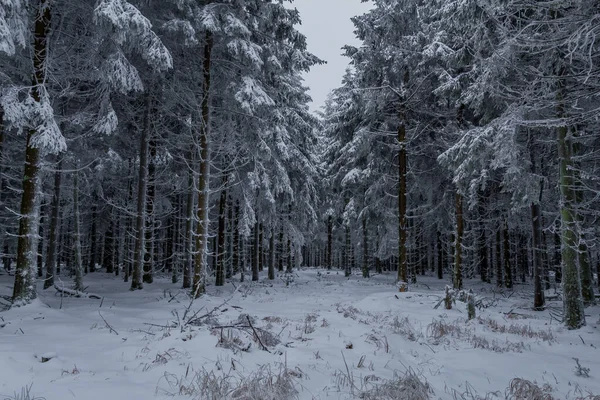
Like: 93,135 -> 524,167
13,0 -> 52,303
252,221 -> 259,281
131,94 -> 152,291
193,31 -> 213,298
558,118 -> 585,328
503,219 -> 513,289
72,173 -> 84,292
268,230 -> 275,280
183,166 -> 195,289
215,176 -> 227,286
233,200 -> 240,276
454,193 -> 463,290
44,159 -> 62,289
397,119 -> 407,285
143,135 -> 156,284
327,215 -> 333,270
362,217 -> 369,278
495,229 -> 502,287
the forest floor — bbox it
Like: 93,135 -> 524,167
0,268 -> 599,400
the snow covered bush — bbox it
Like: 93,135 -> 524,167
359,368 -> 433,400
157,364 -> 300,400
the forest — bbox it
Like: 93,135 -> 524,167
1,0 -> 600,327
1,0 -> 600,399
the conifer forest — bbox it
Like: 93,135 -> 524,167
1,1 -> 600,399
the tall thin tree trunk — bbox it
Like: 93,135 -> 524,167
104,216 -> 115,273
88,203 -> 97,273
495,229 -> 502,287
73,173 -> 84,291
44,159 -> 62,289
252,221 -> 259,281
233,200 -> 240,276
454,193 -> 463,290
258,223 -> 264,272
503,220 -> 513,289
215,176 -> 227,286
131,94 -> 152,291
183,167 -> 195,289
362,217 -> 369,278
143,136 -> 156,284
13,0 -> 51,303
397,118 -> 407,286
437,231 -> 443,279
193,31 -> 213,298
268,230 -> 275,280
327,215 -> 333,270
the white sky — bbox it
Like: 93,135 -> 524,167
291,0 -> 372,112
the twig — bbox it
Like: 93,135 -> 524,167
579,335 -> 586,345
98,311 -> 119,335
246,315 -> 271,353
143,322 -> 177,329
341,351 -> 356,395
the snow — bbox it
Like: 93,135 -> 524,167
0,269 -> 599,399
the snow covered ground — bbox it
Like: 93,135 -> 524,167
0,269 -> 599,399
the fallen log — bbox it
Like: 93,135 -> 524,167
54,284 -> 102,300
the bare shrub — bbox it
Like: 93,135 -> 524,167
477,318 -> 555,342
573,358 -> 591,378
359,368 -> 433,400
391,316 -> 420,341
1,385 -> 46,400
427,319 -> 465,343
336,304 -> 360,320
470,335 -> 529,353
157,364 -> 300,400
507,378 -> 554,400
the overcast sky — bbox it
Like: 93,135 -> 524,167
291,0 -> 372,112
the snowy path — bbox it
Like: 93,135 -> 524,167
0,270 -> 599,399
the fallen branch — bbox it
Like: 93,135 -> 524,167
54,284 -> 102,300
247,315 -> 271,353
98,311 -> 119,335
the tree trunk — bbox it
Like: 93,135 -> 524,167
88,203 -> 97,273
258,223 -> 264,272
193,31 -> 213,298
252,221 -> 259,281
362,217 -> 369,278
454,193 -> 463,290
495,229 -> 502,287
397,119 -> 407,285
233,200 -> 240,276
143,135 -> 156,284
215,176 -> 227,286
503,220 -> 513,289
558,119 -> 585,328
327,215 -> 333,270
103,215 -> 115,273
436,231 -> 443,279
72,173 -> 84,292
183,167 -> 195,289
532,203 -> 545,309
278,216 -> 284,272
344,225 -> 351,277
44,159 -> 62,289
13,1 -> 52,303
268,230 -> 275,280
131,94 -> 152,291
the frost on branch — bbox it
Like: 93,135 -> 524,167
234,76 -> 275,113
103,51 -> 144,93
94,0 -> 173,71
92,101 -> 118,135
0,87 -> 66,154
0,0 -> 27,55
